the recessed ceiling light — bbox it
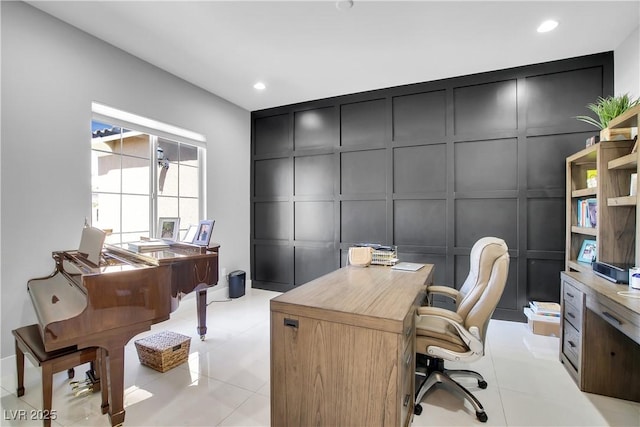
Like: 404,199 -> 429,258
537,20 -> 558,33
336,0 -> 354,11
253,82 -> 266,90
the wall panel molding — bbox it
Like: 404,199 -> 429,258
251,52 -> 613,321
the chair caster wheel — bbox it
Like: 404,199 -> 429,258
476,411 -> 488,422
478,380 -> 488,389
414,404 -> 423,416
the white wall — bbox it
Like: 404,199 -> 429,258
614,25 -> 640,98
0,2 -> 251,357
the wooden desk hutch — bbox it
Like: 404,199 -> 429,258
563,105 -> 640,402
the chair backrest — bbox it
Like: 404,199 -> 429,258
456,237 -> 509,340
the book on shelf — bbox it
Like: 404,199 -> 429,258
529,301 -> 560,317
586,169 -> 597,188
576,198 -> 597,228
127,240 -> 170,252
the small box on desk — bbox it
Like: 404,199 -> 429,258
524,307 -> 560,337
134,331 -> 191,372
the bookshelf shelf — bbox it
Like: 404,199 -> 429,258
608,151 -> 637,170
571,226 -> 597,236
572,188 -> 597,198
607,104 -> 640,129
607,196 -> 636,206
566,259 -> 592,273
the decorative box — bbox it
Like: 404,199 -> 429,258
134,331 -> 191,372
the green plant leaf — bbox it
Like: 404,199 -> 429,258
574,93 -> 639,129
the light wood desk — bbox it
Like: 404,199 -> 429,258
270,264 -> 434,427
560,271 -> 640,402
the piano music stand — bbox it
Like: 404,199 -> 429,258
12,324 -> 109,427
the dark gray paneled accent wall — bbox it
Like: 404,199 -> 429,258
251,52 -> 613,321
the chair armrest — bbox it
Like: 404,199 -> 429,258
417,306 -> 463,324
426,285 -> 460,304
416,306 -> 483,354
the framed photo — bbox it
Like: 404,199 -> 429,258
182,224 -> 198,243
193,220 -> 214,246
577,239 -> 597,263
158,217 -> 180,242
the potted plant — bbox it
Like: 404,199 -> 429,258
576,93 -> 639,141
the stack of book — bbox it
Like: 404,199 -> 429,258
128,240 -> 170,252
528,301 -> 560,318
577,198 -> 597,228
524,301 -> 561,337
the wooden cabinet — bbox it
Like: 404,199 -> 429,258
560,271 -> 640,402
270,265 -> 433,427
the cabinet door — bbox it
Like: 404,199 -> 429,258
271,311 -> 401,426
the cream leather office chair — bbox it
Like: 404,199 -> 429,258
414,237 -> 509,423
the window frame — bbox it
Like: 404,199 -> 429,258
91,106 -> 206,243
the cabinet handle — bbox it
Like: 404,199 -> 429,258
405,327 -> 412,338
405,353 -> 412,367
567,340 -> 577,348
566,292 -> 575,299
403,394 -> 410,407
567,312 -> 575,319
602,311 -> 622,325
284,318 -> 298,328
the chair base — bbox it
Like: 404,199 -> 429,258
414,355 -> 488,423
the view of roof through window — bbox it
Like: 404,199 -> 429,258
91,120 -> 133,139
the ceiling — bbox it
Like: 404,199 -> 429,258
28,1 -> 639,112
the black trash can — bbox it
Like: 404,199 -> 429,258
228,270 -> 246,299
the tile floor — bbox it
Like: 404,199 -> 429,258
1,286 -> 639,427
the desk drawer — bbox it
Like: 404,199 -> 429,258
564,301 -> 582,332
400,341 -> 414,427
562,320 -> 581,369
587,294 -> 640,344
563,281 -> 584,319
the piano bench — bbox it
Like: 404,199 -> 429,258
12,324 -> 109,427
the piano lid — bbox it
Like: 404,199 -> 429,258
28,272 -> 87,328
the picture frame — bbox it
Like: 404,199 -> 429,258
158,217 -> 180,242
577,239 -> 597,263
193,220 -> 214,246
182,224 -> 198,243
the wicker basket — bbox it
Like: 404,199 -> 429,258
134,331 -> 191,373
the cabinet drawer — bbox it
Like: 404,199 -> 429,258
563,281 -> 584,320
401,307 -> 416,351
587,294 -> 640,344
400,342 -> 414,427
564,301 -> 582,332
563,320 -> 581,369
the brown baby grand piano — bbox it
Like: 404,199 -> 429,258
28,238 -> 219,426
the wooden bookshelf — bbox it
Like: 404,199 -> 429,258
566,140 -> 636,271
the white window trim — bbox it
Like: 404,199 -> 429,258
92,102 -> 206,147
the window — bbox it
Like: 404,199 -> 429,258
91,117 -> 204,245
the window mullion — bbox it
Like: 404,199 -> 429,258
151,135 -> 158,238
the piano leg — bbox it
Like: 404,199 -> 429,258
196,286 -> 208,340
105,346 -> 126,427
99,348 -> 109,415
